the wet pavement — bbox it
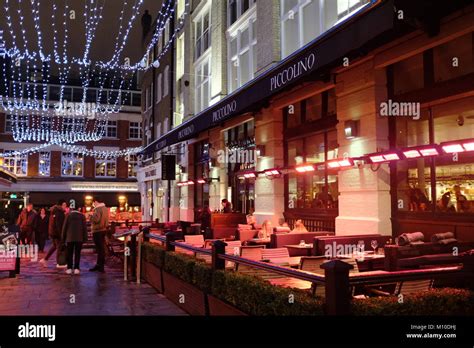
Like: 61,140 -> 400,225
0,243 -> 187,316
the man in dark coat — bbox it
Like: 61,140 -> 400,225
62,207 -> 88,275
40,200 -> 68,267
16,203 -> 37,245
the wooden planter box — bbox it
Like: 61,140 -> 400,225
207,295 -> 247,316
162,271 -> 207,316
142,261 -> 164,293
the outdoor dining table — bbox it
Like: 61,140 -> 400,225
284,244 -> 313,256
336,252 -> 385,271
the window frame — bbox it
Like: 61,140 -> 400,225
61,152 -> 84,177
106,120 -> 118,139
2,152 -> 28,177
38,151 -> 51,177
194,7 -> 211,61
129,121 -> 142,140
95,158 -> 117,178
227,9 -> 257,93
194,52 -> 212,114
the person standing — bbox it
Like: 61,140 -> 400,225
221,199 -> 232,213
40,200 -> 68,267
35,208 -> 49,252
89,197 -> 109,272
16,203 -> 37,245
62,207 -> 88,275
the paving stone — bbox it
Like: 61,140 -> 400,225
0,246 -> 187,316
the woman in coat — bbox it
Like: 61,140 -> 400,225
35,208 -> 49,252
61,207 -> 88,275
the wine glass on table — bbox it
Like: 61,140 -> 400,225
370,240 -> 378,255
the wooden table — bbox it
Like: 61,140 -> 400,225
337,252 -> 385,271
284,244 -> 313,256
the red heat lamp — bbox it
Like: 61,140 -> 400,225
368,152 -> 401,163
402,145 -> 440,159
196,179 -> 206,184
295,164 -> 315,173
187,180 -> 195,185
264,169 -> 281,177
327,158 -> 354,169
441,139 -> 474,153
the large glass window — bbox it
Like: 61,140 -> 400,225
195,55 -> 211,113
106,120 -> 118,138
228,14 -> 257,92
61,152 -> 83,177
176,34 -> 185,81
2,153 -> 28,176
281,0 -> 370,58
127,154 -> 138,178
286,130 -> 339,210
395,96 -> 474,214
195,9 -> 211,60
38,152 -> 51,176
156,73 -> 162,104
129,121 -> 142,139
95,159 -> 117,178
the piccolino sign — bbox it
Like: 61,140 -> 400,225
212,100 -> 237,123
270,53 -> 316,92
177,124 -> 196,140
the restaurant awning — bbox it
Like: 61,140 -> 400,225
142,0 -> 396,156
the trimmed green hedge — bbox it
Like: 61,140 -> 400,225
212,270 -> 324,316
142,242 -> 474,316
352,288 -> 474,316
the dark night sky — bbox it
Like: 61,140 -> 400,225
0,0 -> 162,65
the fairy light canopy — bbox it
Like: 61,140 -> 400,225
0,0 -> 189,158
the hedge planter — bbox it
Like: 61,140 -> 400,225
163,271 -> 207,316
207,295 -> 247,316
142,260 -> 164,293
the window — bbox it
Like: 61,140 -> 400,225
195,10 -> 211,60
4,114 -> 13,133
61,152 -> 83,177
156,73 -> 162,104
127,154 -> 138,178
395,96 -> 474,214
106,120 -> 118,138
286,130 -> 339,210
176,33 -> 185,81
95,158 -> 117,178
228,0 -> 256,26
281,0 -> 370,58
4,114 -> 29,134
129,122 -> 142,139
228,15 -> 257,92
156,122 -> 162,138
195,55 -> 211,113
38,152 -> 51,176
164,19 -> 170,45
2,153 -> 28,176
163,65 -> 170,97
177,0 -> 186,19
433,33 -> 473,83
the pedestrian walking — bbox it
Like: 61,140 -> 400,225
39,200 -> 68,268
35,208 -> 49,252
89,197 -> 109,273
16,203 -> 37,245
62,207 -> 88,275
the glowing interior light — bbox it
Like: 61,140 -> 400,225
403,150 -> 421,158
442,144 -> 464,153
419,148 -> 439,156
296,165 -> 315,172
265,170 -> 281,176
383,153 -> 400,161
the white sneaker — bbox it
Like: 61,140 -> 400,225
56,264 -> 67,269
74,269 -> 80,275
39,259 -> 47,266
66,269 -> 73,275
